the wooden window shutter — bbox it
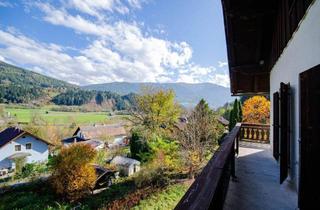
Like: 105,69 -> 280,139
280,82 -> 291,184
273,92 -> 280,161
298,64 -> 320,209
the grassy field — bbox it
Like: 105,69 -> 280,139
132,183 -> 190,210
5,108 -> 107,124
3,106 -> 128,125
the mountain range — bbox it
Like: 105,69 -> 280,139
0,61 -> 234,108
83,82 -> 234,108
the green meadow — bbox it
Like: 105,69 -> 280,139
3,106 -> 126,125
132,183 -> 190,210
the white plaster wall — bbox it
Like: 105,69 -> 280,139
270,0 -> 320,190
0,135 -> 49,168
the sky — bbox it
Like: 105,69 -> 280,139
0,0 -> 229,87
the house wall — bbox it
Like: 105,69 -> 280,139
270,0 -> 320,191
0,135 -> 49,169
116,164 -> 140,176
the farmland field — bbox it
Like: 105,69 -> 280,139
3,106 -> 127,125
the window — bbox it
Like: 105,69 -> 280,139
26,143 -> 32,150
15,145 -> 21,151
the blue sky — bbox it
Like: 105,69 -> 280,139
0,0 -> 229,86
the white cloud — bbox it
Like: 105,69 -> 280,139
66,0 -> 128,17
176,65 -> 229,87
63,0 -> 147,18
0,28 -> 193,85
218,61 -> 228,68
0,0 -> 12,7
0,55 -> 7,62
209,73 -> 230,87
0,1 -> 230,87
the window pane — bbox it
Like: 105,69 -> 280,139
26,143 -> 32,150
15,145 -> 21,151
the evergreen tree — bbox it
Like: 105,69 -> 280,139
130,131 -> 152,162
95,92 -> 103,105
238,100 -> 243,122
228,98 -> 242,131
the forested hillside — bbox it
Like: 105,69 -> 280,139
0,61 -> 136,110
0,61 -> 75,103
52,90 -> 136,110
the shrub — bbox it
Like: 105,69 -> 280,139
149,136 -> 181,171
134,167 -> 169,189
95,150 -> 107,166
14,162 -> 48,179
20,163 -> 34,178
12,157 -> 26,175
50,144 -> 97,201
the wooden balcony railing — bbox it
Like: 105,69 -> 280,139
240,123 -> 270,143
175,123 -> 241,210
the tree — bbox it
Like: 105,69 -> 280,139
130,87 -> 181,136
95,92 -> 104,105
229,99 -> 242,131
174,99 -> 224,178
0,104 -> 4,117
51,144 -> 97,201
130,130 -> 153,162
242,96 -> 270,124
12,156 -> 27,176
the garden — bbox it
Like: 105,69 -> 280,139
0,88 -> 265,210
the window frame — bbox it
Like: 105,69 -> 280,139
15,145 -> 21,151
26,143 -> 32,150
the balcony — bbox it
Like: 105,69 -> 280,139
175,123 -> 297,210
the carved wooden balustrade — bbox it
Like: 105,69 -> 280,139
240,123 -> 270,143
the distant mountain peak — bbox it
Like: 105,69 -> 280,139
83,82 -> 234,108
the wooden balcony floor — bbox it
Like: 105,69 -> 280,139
224,142 -> 297,210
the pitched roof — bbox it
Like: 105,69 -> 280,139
83,139 -> 104,149
111,156 -> 140,166
62,136 -> 87,144
0,127 -> 53,148
218,117 -> 229,126
0,127 -> 24,148
74,124 -> 126,139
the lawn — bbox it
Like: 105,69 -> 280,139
4,107 -> 123,125
131,183 -> 190,210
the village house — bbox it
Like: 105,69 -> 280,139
110,156 -> 140,176
74,124 -> 127,140
62,136 -> 105,150
0,127 -> 52,171
62,124 -> 128,149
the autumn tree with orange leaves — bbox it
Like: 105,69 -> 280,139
242,96 -> 270,124
51,144 -> 97,201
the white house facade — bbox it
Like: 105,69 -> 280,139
0,127 -> 51,169
221,0 -> 320,209
110,156 -> 140,176
269,0 -> 320,190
